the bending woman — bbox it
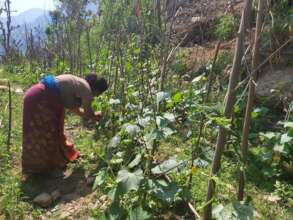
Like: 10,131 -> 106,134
22,73 -> 108,175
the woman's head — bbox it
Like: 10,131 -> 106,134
85,73 -> 108,96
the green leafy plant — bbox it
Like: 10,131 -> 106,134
214,15 -> 238,41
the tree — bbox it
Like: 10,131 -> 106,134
0,0 -> 19,62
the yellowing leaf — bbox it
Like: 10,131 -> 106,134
191,166 -> 197,175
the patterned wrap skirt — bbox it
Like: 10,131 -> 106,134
22,82 -> 80,174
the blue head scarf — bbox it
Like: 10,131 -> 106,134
41,74 -> 60,93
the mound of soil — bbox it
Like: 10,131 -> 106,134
256,66 -> 293,109
167,0 -> 243,46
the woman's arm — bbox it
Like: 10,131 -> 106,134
70,105 -> 102,121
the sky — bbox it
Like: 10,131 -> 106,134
9,0 -> 56,14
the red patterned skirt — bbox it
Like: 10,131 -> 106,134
22,83 -> 80,174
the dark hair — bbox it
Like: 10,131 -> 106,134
85,73 -> 108,94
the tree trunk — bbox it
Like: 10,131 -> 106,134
238,0 -> 265,201
86,26 -> 93,69
203,0 -> 253,219
5,0 -> 12,60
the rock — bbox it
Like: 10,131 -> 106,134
62,193 -> 79,202
33,193 -> 52,208
51,190 -> 61,201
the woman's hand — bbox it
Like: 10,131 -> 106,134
93,111 -> 103,121
71,107 -> 102,122
65,140 -> 74,147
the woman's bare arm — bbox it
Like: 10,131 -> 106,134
70,105 -> 102,121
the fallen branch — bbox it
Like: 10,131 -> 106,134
166,33 -> 188,63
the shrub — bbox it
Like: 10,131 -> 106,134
214,15 -> 237,41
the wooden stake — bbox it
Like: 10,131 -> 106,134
7,81 -> 12,153
203,1 -> 253,219
238,0 -> 266,201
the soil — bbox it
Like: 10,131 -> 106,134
256,66 -> 293,109
169,0 -> 243,46
21,167 -> 99,219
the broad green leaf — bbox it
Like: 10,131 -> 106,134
283,121 -> 293,128
172,92 -> 183,104
234,105 -> 241,113
151,157 -> 182,175
193,158 -> 209,168
210,116 -> 231,128
110,158 -> 124,165
108,136 -> 121,148
108,187 -> 120,201
105,202 -> 127,220
161,127 -> 175,137
251,111 -> 259,119
260,151 -> 273,162
156,116 -> 169,128
251,107 -> 269,119
109,98 -> 121,105
163,112 -> 176,122
191,75 -> 206,84
123,123 -> 140,137
93,169 -> 107,190
288,128 -> 293,137
137,116 -> 151,127
280,133 -> 292,144
128,206 -> 150,220
125,62 -> 133,73
212,201 -> 256,220
126,103 -> 138,110
156,116 -> 176,137
156,91 -> 170,105
152,181 -> 181,203
260,132 -> 276,140
144,129 -> 164,149
273,144 -> 287,154
128,154 -> 142,168
116,169 -> 144,193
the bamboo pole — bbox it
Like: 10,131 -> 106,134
203,1 -> 253,219
7,81 -> 12,153
238,0 -> 266,201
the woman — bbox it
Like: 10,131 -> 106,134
22,73 -> 108,175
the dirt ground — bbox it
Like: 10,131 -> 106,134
169,0 -> 243,46
21,166 -> 100,219
256,66 -> 293,109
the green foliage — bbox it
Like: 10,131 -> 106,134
212,201 -> 256,220
214,51 -> 233,74
253,121 -> 293,179
273,180 -> 293,208
214,15 -> 238,41
270,0 -> 293,37
170,61 -> 188,76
